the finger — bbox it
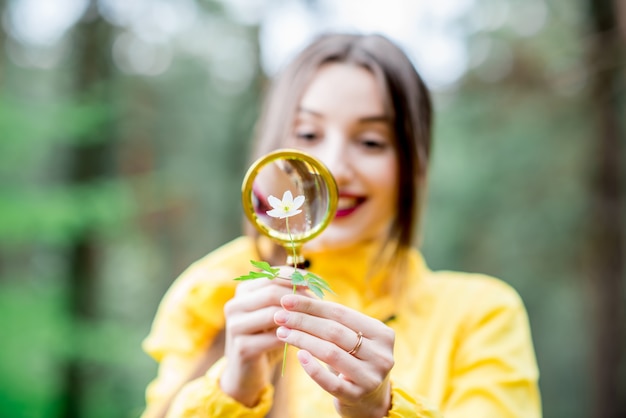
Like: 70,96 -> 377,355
296,350 -> 361,401
327,364 -> 340,376
235,274 -> 313,300
228,283 -> 303,314
235,275 -> 300,294
274,309 -> 365,357
276,326 -> 367,381
228,332 -> 284,361
228,306 -> 282,335
280,294 -> 385,338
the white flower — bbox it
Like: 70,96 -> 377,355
266,190 -> 305,219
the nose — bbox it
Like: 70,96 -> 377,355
318,136 -> 353,186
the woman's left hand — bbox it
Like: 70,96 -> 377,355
273,293 -> 395,418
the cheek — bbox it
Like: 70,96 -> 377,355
368,159 -> 399,209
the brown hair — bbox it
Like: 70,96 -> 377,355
250,33 -> 433,256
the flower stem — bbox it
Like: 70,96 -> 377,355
281,217 -> 298,377
286,217 -> 298,282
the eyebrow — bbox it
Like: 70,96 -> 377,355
297,107 -> 390,123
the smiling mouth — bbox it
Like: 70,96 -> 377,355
335,196 -> 365,218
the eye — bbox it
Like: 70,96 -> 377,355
295,130 -> 319,142
358,137 -> 390,151
361,138 -> 385,148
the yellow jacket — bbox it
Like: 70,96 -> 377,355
142,237 -> 541,417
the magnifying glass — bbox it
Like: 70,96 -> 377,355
241,149 -> 338,266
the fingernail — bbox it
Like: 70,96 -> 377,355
274,310 -> 289,324
276,327 -> 291,339
297,350 -> 311,365
282,295 -> 297,309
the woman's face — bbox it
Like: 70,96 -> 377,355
286,63 -> 398,251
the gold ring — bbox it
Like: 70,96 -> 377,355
347,331 -> 364,356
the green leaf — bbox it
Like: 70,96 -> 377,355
250,260 -> 279,275
290,271 -> 306,286
307,283 -> 326,299
234,261 -> 334,299
235,271 -> 276,281
234,273 -> 267,281
234,260 -> 282,281
248,271 -> 273,278
305,273 -> 335,295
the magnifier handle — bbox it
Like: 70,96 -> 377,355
286,254 -> 310,269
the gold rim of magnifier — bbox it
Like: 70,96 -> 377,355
241,149 -> 338,246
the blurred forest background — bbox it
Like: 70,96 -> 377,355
0,0 -> 624,417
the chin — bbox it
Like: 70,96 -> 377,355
306,227 -> 367,252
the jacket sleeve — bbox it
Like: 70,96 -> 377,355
140,243 -> 253,417
385,279 -> 541,418
165,358 -> 274,418
384,384 -> 443,418
441,281 -> 542,418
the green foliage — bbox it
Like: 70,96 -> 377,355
0,181 -> 135,246
235,259 -> 280,280
0,279 -> 153,418
290,270 -> 334,299
0,282 -> 67,417
236,260 -> 334,299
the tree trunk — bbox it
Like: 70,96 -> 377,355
61,2 -> 114,417
586,0 -> 625,417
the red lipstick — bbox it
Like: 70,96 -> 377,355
334,194 -> 365,219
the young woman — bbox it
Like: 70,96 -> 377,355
141,33 -> 541,418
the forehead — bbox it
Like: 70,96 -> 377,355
298,63 -> 388,118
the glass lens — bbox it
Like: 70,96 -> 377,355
242,150 -> 337,247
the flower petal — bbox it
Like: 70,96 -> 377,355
267,195 -> 282,210
266,208 -> 283,218
282,190 -> 294,205
292,195 -> 305,210
279,209 -> 301,218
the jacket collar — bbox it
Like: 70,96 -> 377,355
300,240 -> 427,322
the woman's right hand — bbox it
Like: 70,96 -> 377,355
220,269 -> 308,407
